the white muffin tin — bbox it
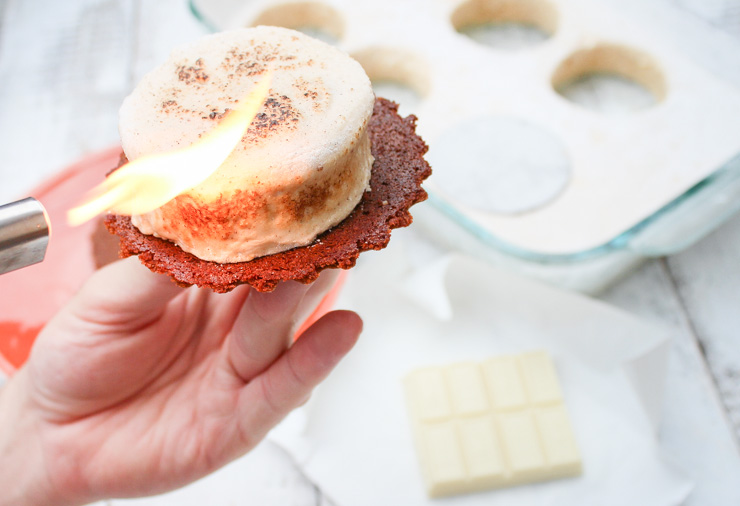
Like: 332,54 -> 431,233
191,0 -> 740,292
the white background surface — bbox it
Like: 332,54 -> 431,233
0,0 -> 739,504
269,251 -> 693,506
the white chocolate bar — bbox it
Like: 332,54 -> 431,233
404,351 -> 581,498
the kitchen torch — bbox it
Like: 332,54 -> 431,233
0,198 -> 50,275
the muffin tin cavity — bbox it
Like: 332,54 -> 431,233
250,2 -> 344,44
451,0 -> 557,50
350,47 -> 430,116
552,44 -> 666,114
428,117 -> 571,215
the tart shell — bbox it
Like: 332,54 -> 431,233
105,98 -> 432,292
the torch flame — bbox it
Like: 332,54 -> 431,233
67,72 -> 272,226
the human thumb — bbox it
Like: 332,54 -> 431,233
65,256 -> 184,326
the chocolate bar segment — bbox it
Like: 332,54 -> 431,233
404,351 -> 582,497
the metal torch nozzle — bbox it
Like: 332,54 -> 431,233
0,197 -> 51,275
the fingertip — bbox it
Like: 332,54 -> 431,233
244,279 -> 311,323
332,309 -> 364,333
298,309 -> 362,365
232,309 -> 362,443
72,257 -> 184,321
327,309 -> 363,350
97,257 -> 181,295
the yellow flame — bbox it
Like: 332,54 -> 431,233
67,72 -> 272,226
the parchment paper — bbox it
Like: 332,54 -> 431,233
270,230 -> 692,505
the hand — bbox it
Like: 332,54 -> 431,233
0,257 -> 361,506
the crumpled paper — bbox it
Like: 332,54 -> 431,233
270,230 -> 692,506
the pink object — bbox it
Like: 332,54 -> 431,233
295,270 -> 348,341
0,147 -> 345,375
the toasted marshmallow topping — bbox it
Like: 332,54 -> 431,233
120,26 -> 374,263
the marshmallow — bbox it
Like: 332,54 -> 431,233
120,26 -> 374,263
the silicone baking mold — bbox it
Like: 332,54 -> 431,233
190,0 -> 740,292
